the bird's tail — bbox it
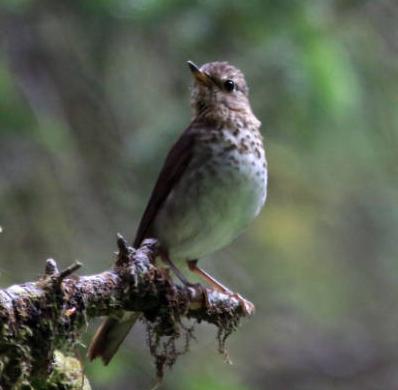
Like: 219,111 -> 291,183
87,312 -> 139,365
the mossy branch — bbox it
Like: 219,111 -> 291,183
0,235 -> 251,389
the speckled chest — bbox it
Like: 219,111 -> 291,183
154,124 -> 268,260
193,125 -> 267,216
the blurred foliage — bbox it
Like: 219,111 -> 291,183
1,0 -> 398,389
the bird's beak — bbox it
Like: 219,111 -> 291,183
187,60 -> 212,87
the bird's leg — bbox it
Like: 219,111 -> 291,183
187,260 -> 255,316
159,253 -> 209,307
159,251 -> 189,285
187,260 -> 233,294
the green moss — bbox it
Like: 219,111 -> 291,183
32,351 -> 91,390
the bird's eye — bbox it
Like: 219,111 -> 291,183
224,79 -> 235,92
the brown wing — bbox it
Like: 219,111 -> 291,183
133,129 -> 196,248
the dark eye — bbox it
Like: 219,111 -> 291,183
224,79 -> 235,92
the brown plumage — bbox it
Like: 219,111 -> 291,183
133,131 -> 195,248
88,60 -> 267,365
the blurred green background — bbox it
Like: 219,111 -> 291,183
1,0 -> 398,389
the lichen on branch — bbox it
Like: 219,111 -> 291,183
0,235 -> 251,388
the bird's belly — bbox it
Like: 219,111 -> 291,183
154,151 -> 267,260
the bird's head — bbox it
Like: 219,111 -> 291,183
188,61 -> 252,119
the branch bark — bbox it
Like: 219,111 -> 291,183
0,235 -> 250,389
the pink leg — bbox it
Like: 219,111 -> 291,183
187,260 -> 233,294
159,250 -> 189,285
186,260 -> 255,315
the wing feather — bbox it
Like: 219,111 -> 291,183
133,129 -> 196,248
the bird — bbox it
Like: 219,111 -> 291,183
88,60 -> 268,365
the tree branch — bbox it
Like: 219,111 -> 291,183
0,235 -> 251,388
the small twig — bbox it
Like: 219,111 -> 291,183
58,261 -> 83,281
45,258 -> 59,276
115,233 -> 130,266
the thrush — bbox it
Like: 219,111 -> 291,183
88,61 -> 268,365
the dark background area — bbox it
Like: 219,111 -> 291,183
1,0 -> 398,389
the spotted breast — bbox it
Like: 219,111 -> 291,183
153,119 -> 267,261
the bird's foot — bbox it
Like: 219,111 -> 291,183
185,281 -> 203,291
185,282 -> 210,309
232,293 -> 255,316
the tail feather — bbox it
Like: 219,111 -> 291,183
88,312 -> 139,365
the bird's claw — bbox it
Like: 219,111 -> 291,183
186,282 -> 210,309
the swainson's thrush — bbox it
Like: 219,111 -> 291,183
88,61 -> 268,364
